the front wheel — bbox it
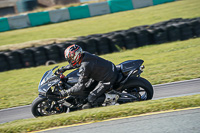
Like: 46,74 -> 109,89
31,97 -> 67,117
122,77 -> 154,101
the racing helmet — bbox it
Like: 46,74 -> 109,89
64,44 -> 83,66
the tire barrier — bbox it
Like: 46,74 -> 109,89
106,32 -> 127,52
4,51 -> 23,70
0,52 -> 9,72
166,24 -> 181,42
123,31 -> 138,49
44,45 -> 62,62
29,47 -> 48,66
190,19 -> 200,37
17,49 -> 36,68
95,36 -> 112,55
56,43 -> 72,61
82,39 -> 99,55
0,17 -> 200,72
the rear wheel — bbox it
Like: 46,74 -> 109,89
122,77 -> 154,101
31,97 -> 67,117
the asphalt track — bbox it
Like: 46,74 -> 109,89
0,78 -> 200,124
35,107 -> 200,133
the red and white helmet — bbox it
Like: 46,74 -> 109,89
64,44 -> 83,66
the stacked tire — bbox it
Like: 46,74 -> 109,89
4,51 -> 23,70
56,43 -> 72,61
0,52 -> 9,72
1,17 -> 200,72
30,47 -> 48,66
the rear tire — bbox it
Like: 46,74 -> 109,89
122,77 -> 154,100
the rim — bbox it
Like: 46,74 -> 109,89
36,100 -> 66,116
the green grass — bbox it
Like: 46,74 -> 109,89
0,37 -> 200,109
0,94 -> 200,133
0,0 -> 200,46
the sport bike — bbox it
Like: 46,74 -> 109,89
31,59 -> 153,117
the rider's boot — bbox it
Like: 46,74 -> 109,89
82,95 -> 105,109
82,102 -> 92,109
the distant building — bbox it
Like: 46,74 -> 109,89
0,0 -> 18,16
0,0 -> 81,17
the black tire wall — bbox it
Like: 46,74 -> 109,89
1,17 -> 200,72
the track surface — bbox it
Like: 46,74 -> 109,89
0,78 -> 200,124
38,107 -> 200,133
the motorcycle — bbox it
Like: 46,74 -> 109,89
31,59 -> 153,117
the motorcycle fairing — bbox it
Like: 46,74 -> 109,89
38,66 -> 59,96
38,79 -> 60,96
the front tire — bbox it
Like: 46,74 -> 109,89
31,96 -> 67,117
122,77 -> 154,100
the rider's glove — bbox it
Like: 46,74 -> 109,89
55,69 -> 62,75
60,89 -> 69,97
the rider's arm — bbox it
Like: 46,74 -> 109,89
66,65 -> 90,95
58,65 -> 75,73
55,65 -> 75,75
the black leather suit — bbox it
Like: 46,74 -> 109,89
60,52 -> 118,104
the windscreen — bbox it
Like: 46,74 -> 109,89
39,66 -> 58,86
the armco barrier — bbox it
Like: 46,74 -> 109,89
7,15 -> 31,29
153,0 -> 175,5
49,8 -> 70,23
68,5 -> 91,20
88,2 -> 111,17
0,18 -> 10,32
1,17 -> 200,72
28,11 -> 50,26
132,0 -> 153,9
0,0 -> 177,32
108,0 -> 134,13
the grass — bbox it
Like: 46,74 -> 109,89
0,37 -> 200,109
0,94 -> 200,133
0,0 -> 200,47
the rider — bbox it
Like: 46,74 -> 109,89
56,44 -> 118,109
